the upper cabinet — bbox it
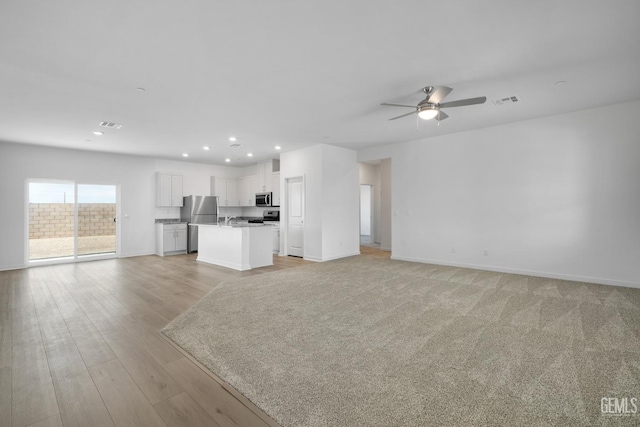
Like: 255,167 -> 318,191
238,176 -> 257,207
156,173 -> 183,207
271,172 -> 281,206
212,177 -> 239,207
256,159 -> 280,193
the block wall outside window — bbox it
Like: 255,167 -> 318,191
29,203 -> 116,239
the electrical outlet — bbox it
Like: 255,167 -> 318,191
483,250 -> 489,256
451,247 -> 456,253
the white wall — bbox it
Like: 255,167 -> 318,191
280,145 -> 324,260
320,144 -> 360,261
280,144 -> 359,262
358,100 -> 640,287
0,142 -> 247,270
379,158 -> 392,251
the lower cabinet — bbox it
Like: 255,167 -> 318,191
155,223 -> 187,256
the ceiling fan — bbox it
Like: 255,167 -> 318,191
381,86 -> 486,121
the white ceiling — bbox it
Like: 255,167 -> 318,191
1,0 -> 639,166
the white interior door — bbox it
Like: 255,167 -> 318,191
287,177 -> 304,257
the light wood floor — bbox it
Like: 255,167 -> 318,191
0,252 -> 327,427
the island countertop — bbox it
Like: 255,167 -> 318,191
194,223 -> 275,228
196,223 -> 273,271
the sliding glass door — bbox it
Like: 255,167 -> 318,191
28,181 -> 118,262
77,184 -> 117,256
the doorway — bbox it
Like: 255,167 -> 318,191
360,184 -> 373,244
286,176 -> 304,257
28,181 -> 118,262
358,159 -> 391,251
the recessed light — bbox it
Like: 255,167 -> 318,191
247,153 -> 253,157
225,158 -> 231,163
92,131 -> 104,136
229,136 -> 237,142
275,145 -> 281,150
203,146 -> 210,150
182,153 -> 189,157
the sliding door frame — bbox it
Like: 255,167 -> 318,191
25,178 -> 121,267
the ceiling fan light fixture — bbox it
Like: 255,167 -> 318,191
417,107 -> 438,120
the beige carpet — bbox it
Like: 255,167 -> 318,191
163,256 -> 640,426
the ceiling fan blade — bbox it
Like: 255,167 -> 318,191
439,96 -> 487,108
427,86 -> 452,104
381,102 -> 416,108
388,110 -> 417,121
436,110 -> 449,121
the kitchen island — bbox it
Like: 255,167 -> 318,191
195,223 -> 274,271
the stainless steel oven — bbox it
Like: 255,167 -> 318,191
256,192 -> 272,207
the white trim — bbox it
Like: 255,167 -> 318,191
322,251 -> 361,262
304,251 -> 361,263
119,251 -> 155,258
28,252 -> 117,267
196,256 -> 250,271
0,264 -> 27,272
390,255 -> 640,289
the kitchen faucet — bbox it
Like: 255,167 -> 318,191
225,216 -> 236,225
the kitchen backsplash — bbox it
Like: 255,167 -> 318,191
155,206 -> 181,220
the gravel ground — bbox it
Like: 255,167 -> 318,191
29,236 -> 116,259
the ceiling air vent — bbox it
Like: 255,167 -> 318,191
492,96 -> 520,106
99,121 -> 123,129
229,143 -> 242,147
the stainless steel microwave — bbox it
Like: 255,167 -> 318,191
256,192 -> 272,207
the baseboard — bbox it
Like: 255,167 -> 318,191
0,263 -> 27,271
0,253 -> 155,271
321,251 -> 361,262
390,255 -> 640,289
304,251 -> 367,262
196,255 -> 250,271
119,251 -> 155,258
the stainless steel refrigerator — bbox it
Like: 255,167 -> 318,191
180,195 -> 219,253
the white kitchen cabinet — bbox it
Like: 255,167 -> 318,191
271,172 -> 281,206
226,179 -> 238,206
272,226 -> 280,253
256,161 -> 270,193
211,177 -> 239,207
197,224 -> 273,271
155,223 -> 187,255
256,159 -> 280,193
156,173 -> 183,207
238,175 -> 257,207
